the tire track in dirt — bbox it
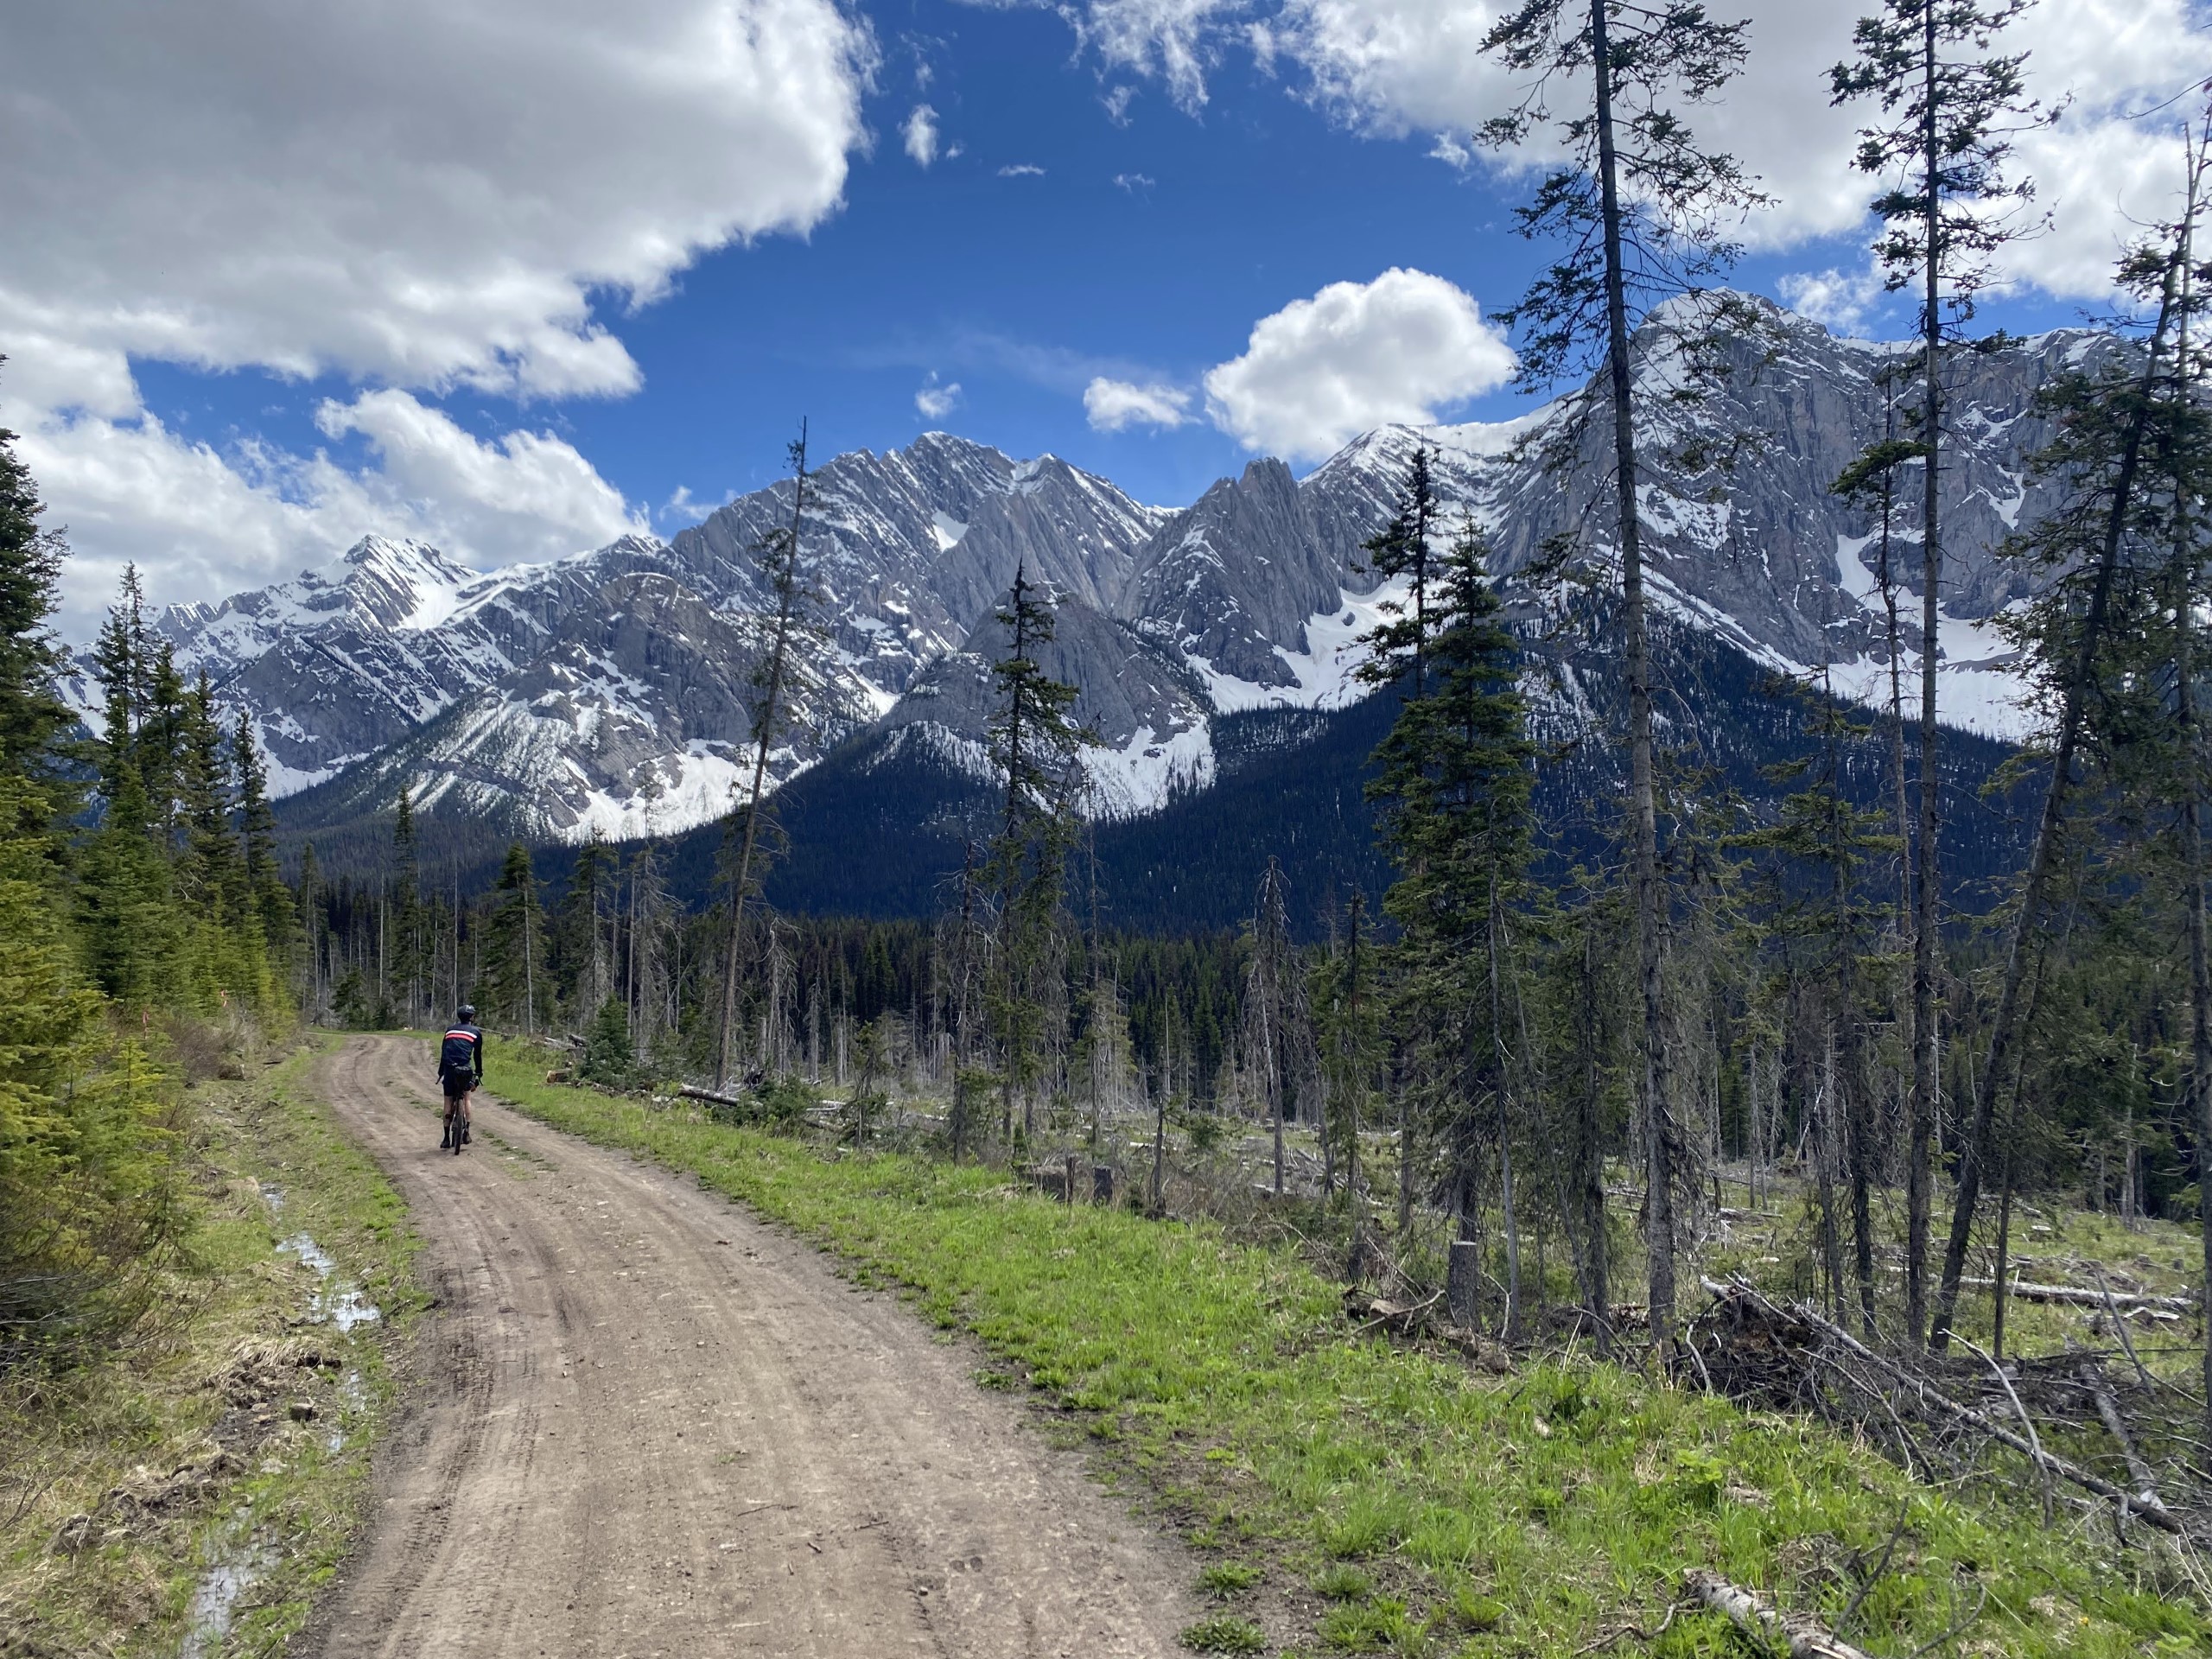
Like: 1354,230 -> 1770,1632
308,1035 -> 1198,1658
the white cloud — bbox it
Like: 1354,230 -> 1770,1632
999,162 -> 1048,177
905,104 -> 942,167
1084,377 -> 1193,431
916,375 -> 963,420
1041,0 -> 2212,302
3,2 -> 874,404
1114,172 -> 1158,192
1777,266 -> 1887,337
1202,268 -> 1516,461
29,394 -> 645,639
3,0 -> 873,630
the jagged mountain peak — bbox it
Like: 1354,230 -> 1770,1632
155,289 -> 2119,854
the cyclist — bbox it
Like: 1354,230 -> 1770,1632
438,1006 -> 485,1153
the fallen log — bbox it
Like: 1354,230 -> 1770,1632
1961,1276 -> 2194,1314
1698,1279 -> 2189,1536
1681,1570 -> 1875,1659
678,1084 -> 748,1111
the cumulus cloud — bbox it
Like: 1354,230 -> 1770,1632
1201,268 -> 1515,461
916,374 -> 963,420
1035,0 -> 2212,302
3,2 -> 874,403
2,0 -> 874,629
1084,377 -> 1193,431
1777,266 -> 1888,337
999,162 -> 1048,177
904,104 -> 942,167
29,395 -> 645,639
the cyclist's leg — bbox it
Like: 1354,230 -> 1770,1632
460,1088 -> 473,1145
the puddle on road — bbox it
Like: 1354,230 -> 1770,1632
181,1524 -> 278,1659
277,1232 -> 382,1333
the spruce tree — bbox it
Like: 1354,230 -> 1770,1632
481,842 -> 545,1035
1834,0 -> 2044,1350
985,563 -> 1092,1141
234,712 -> 292,956
0,401 -> 71,806
1479,0 -> 1767,1350
1366,518 -> 1537,1334
391,785 -> 423,1025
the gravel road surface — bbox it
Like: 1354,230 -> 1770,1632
308,1035 -> 1196,1659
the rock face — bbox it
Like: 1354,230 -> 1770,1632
117,294 -> 2112,846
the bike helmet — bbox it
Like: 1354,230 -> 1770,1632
457,1004 -> 477,1022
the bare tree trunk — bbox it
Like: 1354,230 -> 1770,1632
716,427 -> 811,1090
1906,3 -> 1944,1351
1589,0 -> 1675,1353
1933,250 -> 2183,1347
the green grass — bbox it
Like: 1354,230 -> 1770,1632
0,1038 -> 420,1657
480,1037 -> 2208,1658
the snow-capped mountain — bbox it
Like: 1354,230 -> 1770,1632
117,292 -> 2100,848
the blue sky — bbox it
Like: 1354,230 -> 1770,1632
5,0 -> 2205,636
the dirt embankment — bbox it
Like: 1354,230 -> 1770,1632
308,1036 -> 1196,1658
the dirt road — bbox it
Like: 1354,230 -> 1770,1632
309,1036 -> 1198,1659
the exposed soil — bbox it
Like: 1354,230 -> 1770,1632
306,1036 -> 1198,1658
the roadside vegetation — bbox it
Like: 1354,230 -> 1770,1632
0,1043 -> 415,1657
0,400 -> 412,1655
484,1038 -> 2209,1658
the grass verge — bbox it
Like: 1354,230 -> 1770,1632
481,1037 -> 2206,1658
0,1039 -> 418,1658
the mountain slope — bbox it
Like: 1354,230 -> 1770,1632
149,290 -> 2114,864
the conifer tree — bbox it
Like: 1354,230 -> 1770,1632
985,563 -> 1092,1141
1313,889 -> 1383,1285
1479,0 -> 1766,1350
1366,518 -> 1537,1333
1925,228 -> 2190,1350
176,673 -> 238,918
234,712 -> 289,953
1834,0 -> 2044,1350
1360,445 -> 1441,702
0,400 -> 71,812
482,842 -> 545,1035
716,426 -> 816,1089
1243,858 -> 1313,1197
391,785 -> 424,1025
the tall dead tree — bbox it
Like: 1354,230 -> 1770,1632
1481,0 -> 1767,1351
1834,0 -> 2043,1350
715,425 -> 814,1090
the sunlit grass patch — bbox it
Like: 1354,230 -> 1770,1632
481,1037 -> 2209,1659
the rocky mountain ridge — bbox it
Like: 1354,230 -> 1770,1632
107,292 -> 2100,847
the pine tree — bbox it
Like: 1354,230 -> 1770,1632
176,674 -> 238,918
1479,0 -> 1767,1351
1366,519 -> 1537,1334
1359,445 -> 1442,703
481,842 -> 545,1035
1313,888 -> 1384,1285
0,404 -> 71,809
1834,0 -> 2044,1350
985,564 -> 1093,1141
391,786 -> 423,1025
1924,229 -> 2190,1350
234,712 -> 292,957
716,426 -> 816,1089
1243,858 -> 1315,1198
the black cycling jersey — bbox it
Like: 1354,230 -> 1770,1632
438,1024 -> 485,1095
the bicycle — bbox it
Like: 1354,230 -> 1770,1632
442,1091 -> 471,1155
